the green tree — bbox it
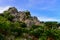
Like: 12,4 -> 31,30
24,10 -> 31,19
3,11 -> 14,21
44,22 -> 58,29
29,26 -> 44,38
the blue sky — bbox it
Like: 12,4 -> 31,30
0,0 -> 60,22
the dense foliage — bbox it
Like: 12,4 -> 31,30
0,11 -> 60,40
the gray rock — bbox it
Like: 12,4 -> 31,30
5,7 -> 40,27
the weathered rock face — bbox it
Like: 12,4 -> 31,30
8,7 -> 19,21
32,16 -> 40,25
7,7 -> 40,27
24,19 -> 34,27
18,11 -> 26,22
8,7 -> 18,14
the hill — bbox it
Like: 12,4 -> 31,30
0,7 -> 60,40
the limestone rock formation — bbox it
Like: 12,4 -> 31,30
5,7 -> 40,27
8,7 -> 18,21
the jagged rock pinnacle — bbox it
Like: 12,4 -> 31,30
8,7 -> 18,13
4,7 -> 40,27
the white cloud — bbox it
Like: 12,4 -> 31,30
0,6 -> 11,13
0,0 -> 14,1
8,0 -> 14,1
0,0 -> 15,3
38,16 -> 60,22
28,0 -> 56,6
28,0 -> 57,11
8,0 -> 15,2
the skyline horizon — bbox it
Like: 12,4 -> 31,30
0,0 -> 60,22
0,6 -> 60,22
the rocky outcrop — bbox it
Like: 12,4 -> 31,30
8,7 -> 18,21
6,7 -> 40,27
32,16 -> 40,25
8,7 -> 18,13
